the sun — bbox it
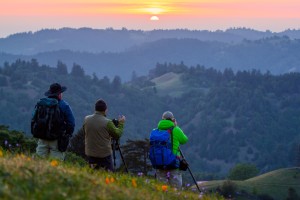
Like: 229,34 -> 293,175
150,16 -> 159,21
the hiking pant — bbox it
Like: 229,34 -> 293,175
88,155 -> 113,172
36,139 -> 64,160
156,169 -> 182,190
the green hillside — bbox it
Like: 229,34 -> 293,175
199,168 -> 300,200
150,72 -> 188,97
0,150 -> 223,200
1,59 -> 300,177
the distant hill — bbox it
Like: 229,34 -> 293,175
2,27 -> 299,55
200,167 -> 300,200
1,28 -> 300,55
1,36 -> 300,80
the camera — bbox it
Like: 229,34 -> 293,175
112,118 -> 119,127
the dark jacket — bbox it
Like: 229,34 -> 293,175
58,99 -> 75,136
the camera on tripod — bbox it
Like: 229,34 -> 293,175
111,118 -> 120,150
112,118 -> 119,127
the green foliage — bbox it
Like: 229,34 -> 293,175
64,152 -> 88,167
0,125 -> 36,153
286,187 -> 300,200
220,180 -> 237,198
120,139 -> 152,175
228,163 -> 259,180
68,127 -> 87,160
1,59 -> 300,176
0,152 -> 210,200
200,168 -> 300,200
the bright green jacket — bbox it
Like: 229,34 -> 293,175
157,119 -> 188,156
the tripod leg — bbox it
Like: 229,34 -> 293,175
117,143 -> 129,173
179,148 -> 201,193
112,142 -> 116,171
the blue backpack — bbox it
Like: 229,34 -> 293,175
149,127 -> 179,169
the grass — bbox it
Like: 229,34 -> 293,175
150,72 -> 209,98
150,72 -> 188,97
199,167 -> 300,200
0,150 -> 224,200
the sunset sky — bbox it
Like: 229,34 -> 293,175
1,0 -> 300,37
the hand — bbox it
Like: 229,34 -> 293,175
173,118 -> 177,126
118,115 -> 126,123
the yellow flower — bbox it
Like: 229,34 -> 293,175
50,160 -> 59,167
132,179 -> 137,187
162,185 -> 168,192
0,150 -> 3,157
110,177 -> 115,183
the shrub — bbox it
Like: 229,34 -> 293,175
220,180 -> 237,198
228,163 -> 259,180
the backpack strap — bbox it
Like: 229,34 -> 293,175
168,126 -> 181,160
167,126 -> 175,154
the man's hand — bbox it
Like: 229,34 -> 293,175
118,115 -> 126,123
173,118 -> 177,126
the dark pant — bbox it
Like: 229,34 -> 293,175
88,155 -> 113,172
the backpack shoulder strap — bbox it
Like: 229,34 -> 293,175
167,126 -> 175,153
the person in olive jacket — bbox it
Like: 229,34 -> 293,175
84,99 -> 125,171
155,111 -> 188,190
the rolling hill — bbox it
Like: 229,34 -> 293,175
199,167 -> 300,200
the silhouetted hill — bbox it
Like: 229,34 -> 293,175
1,36 -> 300,80
1,27 -> 300,55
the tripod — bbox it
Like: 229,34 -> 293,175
179,148 -> 201,193
112,139 -> 129,173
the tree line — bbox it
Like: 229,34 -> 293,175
0,59 -> 300,176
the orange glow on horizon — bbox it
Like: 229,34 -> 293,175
1,0 -> 300,37
1,1 -> 299,17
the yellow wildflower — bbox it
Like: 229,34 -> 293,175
132,179 -> 137,187
0,150 -> 3,157
110,177 -> 115,183
50,160 -> 59,167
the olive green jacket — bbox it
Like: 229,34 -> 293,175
84,111 -> 124,158
157,119 -> 188,156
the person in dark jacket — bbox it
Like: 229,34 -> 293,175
84,99 -> 125,171
36,83 -> 75,160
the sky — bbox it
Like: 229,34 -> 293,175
1,0 -> 300,38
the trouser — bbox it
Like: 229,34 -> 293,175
156,169 -> 182,190
88,155 -> 113,172
36,139 -> 64,160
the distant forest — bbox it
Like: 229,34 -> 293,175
0,59 -> 300,176
1,28 -> 300,81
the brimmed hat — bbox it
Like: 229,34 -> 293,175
44,83 -> 67,96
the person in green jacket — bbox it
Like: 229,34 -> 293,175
84,99 -> 125,171
155,111 -> 188,190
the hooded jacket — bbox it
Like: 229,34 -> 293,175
157,119 -> 188,156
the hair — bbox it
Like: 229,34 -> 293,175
162,111 -> 174,120
95,99 -> 107,112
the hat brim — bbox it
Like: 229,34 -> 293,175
44,86 -> 67,96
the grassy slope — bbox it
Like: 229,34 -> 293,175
199,168 -> 300,200
0,152 -> 224,200
150,72 -> 188,97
